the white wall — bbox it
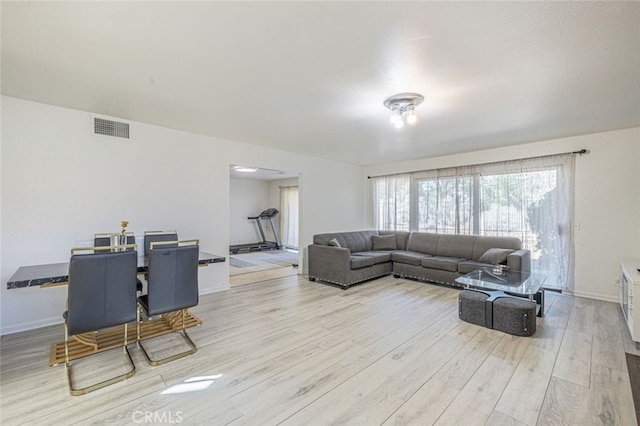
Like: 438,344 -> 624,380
267,177 -> 299,212
229,178 -> 271,245
365,127 -> 640,302
1,96 -> 365,335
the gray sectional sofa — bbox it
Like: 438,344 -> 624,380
308,230 -> 530,289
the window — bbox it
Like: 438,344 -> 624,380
279,185 -> 299,249
417,175 -> 473,234
371,154 -> 575,290
372,174 -> 411,231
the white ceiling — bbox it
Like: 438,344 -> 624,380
2,2 -> 639,166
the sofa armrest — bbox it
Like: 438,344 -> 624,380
507,249 -> 531,273
308,244 -> 352,282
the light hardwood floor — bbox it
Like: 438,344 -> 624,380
1,274 -> 637,425
230,265 -> 299,287
229,249 -> 299,287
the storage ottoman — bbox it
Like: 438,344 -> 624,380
493,296 -> 537,337
458,289 -> 494,328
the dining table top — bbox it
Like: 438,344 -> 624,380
6,251 -> 226,289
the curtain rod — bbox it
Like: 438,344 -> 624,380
279,185 -> 299,189
367,149 -> 588,179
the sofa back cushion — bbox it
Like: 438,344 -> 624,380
380,230 -> 410,251
471,236 -> 521,261
313,230 -> 379,253
407,232 -> 440,255
437,235 -> 477,259
371,234 -> 397,251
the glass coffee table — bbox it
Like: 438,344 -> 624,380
456,267 -> 547,317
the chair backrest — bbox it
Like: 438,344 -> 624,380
146,242 -> 199,316
94,232 -> 136,249
67,249 -> 138,336
144,231 -> 178,256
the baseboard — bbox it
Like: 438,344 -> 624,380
199,286 -> 229,296
1,316 -> 63,336
566,289 -> 619,303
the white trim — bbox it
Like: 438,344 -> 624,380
565,289 -> 618,303
1,316 -> 63,336
198,287 -> 228,296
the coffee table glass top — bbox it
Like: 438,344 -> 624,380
455,267 -> 546,295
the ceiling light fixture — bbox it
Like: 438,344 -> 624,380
234,165 -> 257,173
383,92 -> 424,128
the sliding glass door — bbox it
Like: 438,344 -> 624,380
371,154 -> 575,290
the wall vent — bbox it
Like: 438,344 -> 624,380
93,117 -> 130,139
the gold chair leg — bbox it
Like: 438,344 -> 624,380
65,323 -> 136,396
137,309 -> 198,366
136,305 -> 141,347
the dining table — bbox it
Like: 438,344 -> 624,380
6,251 -> 226,289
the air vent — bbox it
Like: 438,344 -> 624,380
93,117 -> 130,139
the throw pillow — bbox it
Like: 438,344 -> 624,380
478,248 -> 515,265
328,238 -> 341,248
372,234 -> 397,251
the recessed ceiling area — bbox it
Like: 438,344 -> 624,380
2,2 -> 639,166
230,165 -> 298,182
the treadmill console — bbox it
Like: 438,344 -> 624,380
259,208 -> 279,218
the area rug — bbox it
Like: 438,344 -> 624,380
625,352 -> 640,420
229,257 -> 256,268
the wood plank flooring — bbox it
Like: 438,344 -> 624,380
230,266 -> 299,287
1,274 -> 637,425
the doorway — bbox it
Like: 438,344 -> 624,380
229,165 -> 300,287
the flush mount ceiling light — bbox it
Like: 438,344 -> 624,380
383,92 -> 424,128
234,165 -> 257,173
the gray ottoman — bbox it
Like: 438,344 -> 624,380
458,290 -> 494,328
493,296 -> 537,337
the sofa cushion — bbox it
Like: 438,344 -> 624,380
407,232 -> 440,255
313,231 -> 379,252
478,248 -> 514,265
372,234 -> 397,251
343,231 -> 375,252
421,256 -> 466,272
328,238 -> 341,248
350,255 -> 374,270
353,251 -> 392,264
436,235 -> 476,259
391,250 -> 431,266
458,260 -> 493,275
380,231 -> 411,251
471,236 -> 521,261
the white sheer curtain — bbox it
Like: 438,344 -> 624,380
371,174 -> 411,231
372,154 -> 576,291
474,155 -> 575,291
415,165 -> 476,235
279,186 -> 299,249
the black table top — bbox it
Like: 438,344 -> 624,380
6,251 -> 226,289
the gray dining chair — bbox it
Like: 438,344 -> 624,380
137,239 -> 199,365
94,232 -> 143,293
63,245 -> 138,395
143,230 -> 178,256
94,232 -> 136,248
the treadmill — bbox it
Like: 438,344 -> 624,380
229,208 -> 282,254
